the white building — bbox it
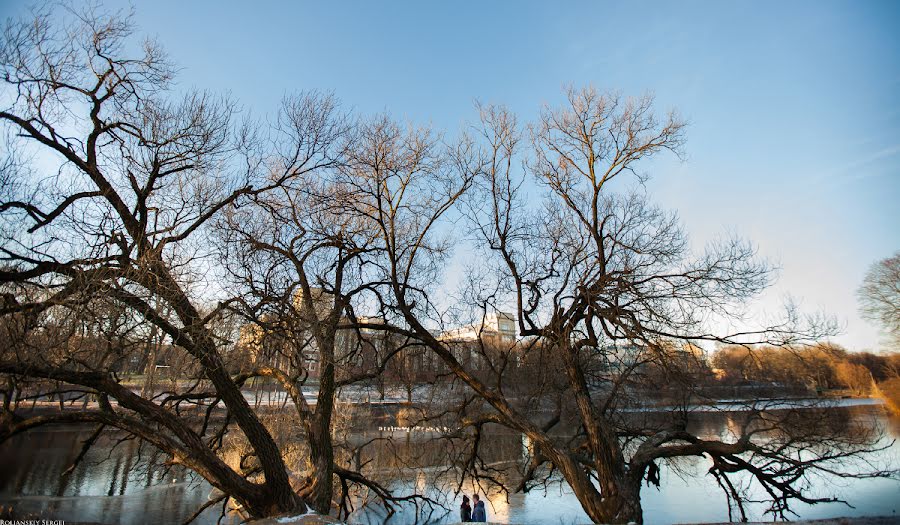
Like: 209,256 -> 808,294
439,311 -> 517,342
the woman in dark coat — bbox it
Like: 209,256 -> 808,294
460,494 -> 472,522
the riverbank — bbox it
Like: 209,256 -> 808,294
694,517 -> 900,525
249,511 -> 344,524
46,515 -> 900,525
443,519 -> 900,525
441,519 -> 900,525
873,378 -> 900,416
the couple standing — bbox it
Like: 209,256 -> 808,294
460,494 -> 487,522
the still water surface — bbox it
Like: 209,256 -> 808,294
1,403 -> 898,525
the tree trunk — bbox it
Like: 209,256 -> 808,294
554,447 -> 643,524
307,333 -> 337,513
307,418 -> 335,513
195,336 -> 305,516
154,263 -> 304,518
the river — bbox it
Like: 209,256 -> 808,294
1,401 -> 898,525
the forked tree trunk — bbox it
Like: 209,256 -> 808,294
537,438 -> 644,524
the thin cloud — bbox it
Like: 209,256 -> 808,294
809,143 -> 900,187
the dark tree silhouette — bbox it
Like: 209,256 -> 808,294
357,88 -> 887,523
0,5 -> 343,519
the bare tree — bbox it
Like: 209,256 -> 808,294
1,5 -> 891,523
216,109 -> 440,518
358,88 -> 887,523
0,6 -> 343,519
834,361 -> 873,396
859,252 -> 900,350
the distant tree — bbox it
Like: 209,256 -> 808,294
886,353 -> 900,379
847,351 -> 896,382
834,362 -> 873,396
858,252 -> 900,350
711,344 -> 844,390
876,377 -> 900,415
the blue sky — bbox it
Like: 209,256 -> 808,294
3,1 -> 898,350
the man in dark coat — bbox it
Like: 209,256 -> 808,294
472,494 -> 486,522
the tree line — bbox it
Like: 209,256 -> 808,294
713,344 -> 900,406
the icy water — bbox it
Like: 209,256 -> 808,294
1,402 -> 898,525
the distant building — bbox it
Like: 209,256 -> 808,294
235,287 -> 432,381
439,311 -> 517,342
293,286 -> 334,319
600,343 -> 645,372
435,312 -> 518,372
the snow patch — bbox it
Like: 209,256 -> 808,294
275,509 -> 317,523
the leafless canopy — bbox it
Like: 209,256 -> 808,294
356,86 -> 884,524
0,5 -> 348,519
0,5 -> 892,525
859,252 -> 900,350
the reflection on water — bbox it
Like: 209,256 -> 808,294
1,405 -> 898,525
0,426 -> 233,525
